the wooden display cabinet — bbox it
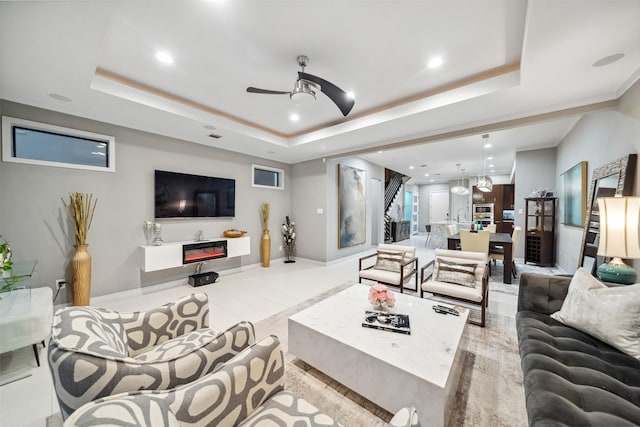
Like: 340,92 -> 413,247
525,197 -> 556,266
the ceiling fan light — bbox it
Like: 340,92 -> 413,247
290,80 -> 317,106
477,175 -> 493,192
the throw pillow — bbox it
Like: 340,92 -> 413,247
375,250 -> 405,272
551,267 -> 640,359
435,259 -> 477,287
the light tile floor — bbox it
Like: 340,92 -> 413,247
0,233 -> 562,426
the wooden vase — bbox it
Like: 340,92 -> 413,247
72,243 -> 91,306
261,230 -> 271,268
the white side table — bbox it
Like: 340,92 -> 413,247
0,287 -> 53,366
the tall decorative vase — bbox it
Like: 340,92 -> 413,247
261,230 -> 271,267
72,244 -> 91,306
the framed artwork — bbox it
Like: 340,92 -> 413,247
338,164 -> 366,248
561,161 -> 587,227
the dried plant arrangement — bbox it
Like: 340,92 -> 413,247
62,192 -> 97,245
261,203 -> 270,232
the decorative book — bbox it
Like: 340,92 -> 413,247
362,310 -> 411,335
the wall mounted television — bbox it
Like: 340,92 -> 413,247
155,170 -> 235,218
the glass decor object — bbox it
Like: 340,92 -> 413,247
596,196 -> 640,284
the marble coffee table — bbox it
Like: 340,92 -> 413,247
288,284 -> 468,426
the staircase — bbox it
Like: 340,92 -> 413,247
384,170 -> 406,243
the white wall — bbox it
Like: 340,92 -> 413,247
0,101 -> 291,303
555,108 -> 640,273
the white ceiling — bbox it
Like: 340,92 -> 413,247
1,0 -> 639,183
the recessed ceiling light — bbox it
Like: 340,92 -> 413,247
484,143 -> 492,149
156,51 -> 174,64
490,169 -> 495,173
487,156 -> 493,160
409,166 -> 414,170
489,164 -> 494,168
290,113 -> 300,122
346,91 -> 356,99
49,93 -> 72,102
430,179 -> 435,182
424,173 -> 429,177
427,57 -> 443,69
377,150 -> 383,154
592,53 -> 625,67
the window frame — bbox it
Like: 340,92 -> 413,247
1,116 -> 116,172
251,164 -> 284,190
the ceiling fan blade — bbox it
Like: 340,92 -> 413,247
246,87 -> 290,95
298,72 -> 354,116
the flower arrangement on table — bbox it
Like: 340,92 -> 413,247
368,283 -> 395,309
282,216 -> 296,263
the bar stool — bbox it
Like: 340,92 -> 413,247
424,224 -> 432,247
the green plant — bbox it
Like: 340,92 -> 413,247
0,235 -> 19,295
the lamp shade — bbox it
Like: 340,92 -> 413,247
597,196 -> 640,259
477,175 -> 493,192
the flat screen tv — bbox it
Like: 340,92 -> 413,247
155,170 -> 235,218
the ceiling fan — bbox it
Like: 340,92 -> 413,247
246,55 -> 355,117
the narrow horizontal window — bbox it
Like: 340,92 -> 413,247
252,164 -> 284,190
2,116 -> 115,172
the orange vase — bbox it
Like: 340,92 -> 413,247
72,244 -> 91,306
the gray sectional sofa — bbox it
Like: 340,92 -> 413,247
516,272 -> 640,426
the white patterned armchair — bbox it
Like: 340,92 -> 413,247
63,335 -> 420,427
48,293 -> 255,419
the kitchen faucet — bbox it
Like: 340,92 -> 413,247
456,208 -> 467,223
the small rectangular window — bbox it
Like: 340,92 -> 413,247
2,116 -> 115,172
252,164 -> 284,190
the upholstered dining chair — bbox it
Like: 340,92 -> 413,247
490,226 -> 522,279
48,293 -> 256,420
460,229 -> 490,254
420,249 -> 490,326
485,224 -> 497,233
446,224 -> 461,249
424,224 -> 432,247
359,243 -> 418,292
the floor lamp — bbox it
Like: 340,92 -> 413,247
597,196 -> 640,284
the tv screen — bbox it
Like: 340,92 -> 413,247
155,170 -> 235,218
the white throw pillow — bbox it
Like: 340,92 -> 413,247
551,267 -> 640,359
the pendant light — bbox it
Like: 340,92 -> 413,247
451,163 -> 469,195
477,134 -> 493,192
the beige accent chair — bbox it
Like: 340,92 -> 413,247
420,249 -> 490,327
460,229 -> 490,254
490,226 -> 522,279
359,244 -> 418,293
485,224 -> 497,233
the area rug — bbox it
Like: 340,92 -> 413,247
254,281 -> 528,427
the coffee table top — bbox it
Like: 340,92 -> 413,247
289,284 -> 469,388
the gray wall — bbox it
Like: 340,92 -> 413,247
555,107 -> 640,273
290,158 -> 328,261
0,101 -> 291,303
514,147 -> 557,258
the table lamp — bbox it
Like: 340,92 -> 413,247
596,196 -> 640,284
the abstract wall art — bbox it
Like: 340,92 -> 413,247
338,164 -> 366,248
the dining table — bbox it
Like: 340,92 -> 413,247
447,232 -> 513,284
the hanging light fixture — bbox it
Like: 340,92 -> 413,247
477,134 -> 493,192
451,163 -> 469,195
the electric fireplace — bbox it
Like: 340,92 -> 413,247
182,241 -> 227,264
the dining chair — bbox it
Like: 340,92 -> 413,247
490,226 -> 522,278
446,224 -> 461,249
460,229 -> 490,254
485,224 -> 497,233
424,224 -> 432,247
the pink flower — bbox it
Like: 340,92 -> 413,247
368,283 -> 395,307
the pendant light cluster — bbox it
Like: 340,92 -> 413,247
477,134 -> 493,193
451,163 -> 469,195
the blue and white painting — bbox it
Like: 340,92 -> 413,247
339,164 -> 366,248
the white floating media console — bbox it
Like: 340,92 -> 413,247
139,236 -> 250,272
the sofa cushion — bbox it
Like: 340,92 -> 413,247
435,259 -> 476,287
517,310 -> 640,426
551,268 -> 640,359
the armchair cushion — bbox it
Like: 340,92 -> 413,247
435,259 -> 477,287
422,279 -> 484,303
49,293 -> 256,419
375,249 -> 406,272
